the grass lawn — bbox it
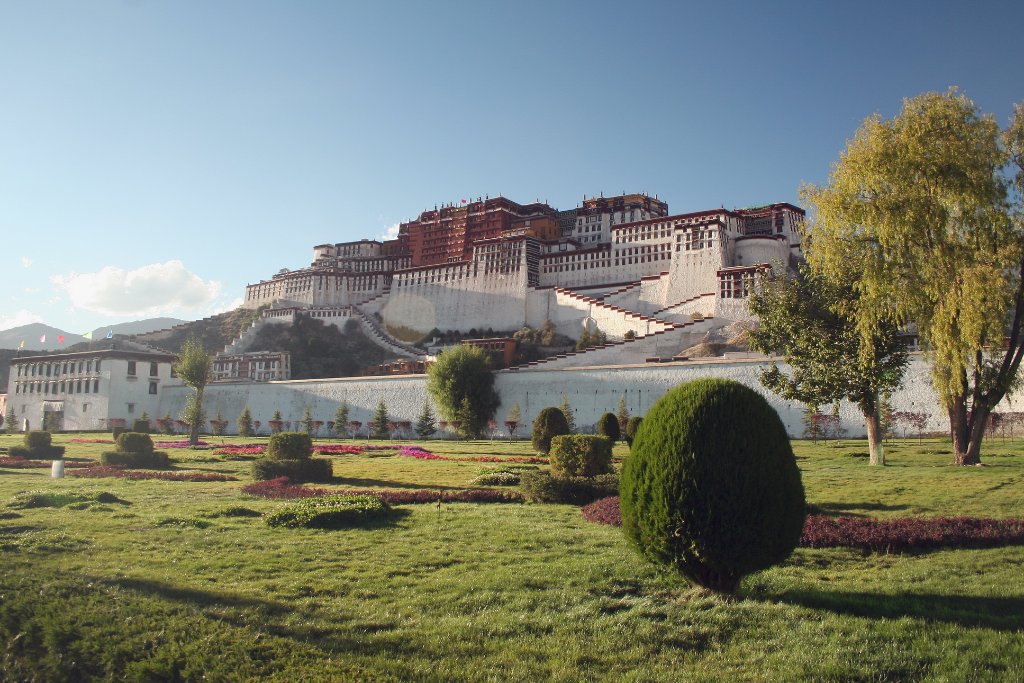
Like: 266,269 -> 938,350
1,432 -> 1023,682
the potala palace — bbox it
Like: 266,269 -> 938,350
13,191 -> 999,438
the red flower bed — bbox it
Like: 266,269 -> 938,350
581,497 -> 1024,553
241,476 -> 521,503
0,456 -> 94,469
70,466 -> 237,482
581,496 -> 623,526
800,514 -> 1024,552
314,445 -> 366,455
213,445 -> 266,455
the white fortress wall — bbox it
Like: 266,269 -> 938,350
157,355 -> 988,440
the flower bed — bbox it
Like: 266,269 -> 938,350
154,440 -> 211,449
70,466 -> 237,482
69,438 -> 115,444
242,476 -> 522,503
213,445 -> 267,456
0,456 -> 95,469
581,496 -> 1024,553
314,445 -> 366,455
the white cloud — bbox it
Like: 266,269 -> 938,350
208,296 -> 245,316
51,261 -> 222,317
0,309 -> 43,331
21,257 -> 32,268
380,223 -> 400,240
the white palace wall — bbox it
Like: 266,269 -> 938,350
158,355 -> 1000,440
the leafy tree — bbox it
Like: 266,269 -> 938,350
333,401 -> 350,438
173,336 -> 213,446
237,406 -> 253,438
803,90 -> 1024,464
302,406 -> 315,435
558,393 -> 576,433
505,402 -> 521,439
370,400 -> 389,439
4,406 -> 15,433
210,410 -> 228,436
616,395 -> 630,436
426,345 -> 500,439
749,267 -> 907,465
415,402 -> 437,439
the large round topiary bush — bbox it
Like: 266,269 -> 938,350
620,378 -> 805,594
531,407 -> 570,454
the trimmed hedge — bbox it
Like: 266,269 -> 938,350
10,432 -> 65,459
596,412 -> 621,441
132,419 -> 151,434
100,450 -> 171,469
267,432 -> 313,460
620,378 -> 805,594
112,426 -> 128,439
519,470 -> 619,505
117,432 -> 154,455
252,457 -> 333,483
266,494 -> 389,528
531,407 -> 570,454
25,431 -> 52,450
549,435 -> 613,478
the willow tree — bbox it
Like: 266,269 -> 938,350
173,337 -> 213,446
749,267 -> 907,465
804,90 -> 1024,464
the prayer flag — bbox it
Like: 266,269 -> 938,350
18,340 -> 25,349
39,335 -> 46,343
105,330 -> 114,339
83,330 -> 93,340
58,335 -> 65,344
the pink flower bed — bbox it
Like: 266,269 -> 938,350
70,465 -> 237,482
213,445 -> 267,455
581,496 -> 1024,553
314,445 -> 366,455
241,476 -> 521,504
0,456 -> 95,469
154,440 -> 211,449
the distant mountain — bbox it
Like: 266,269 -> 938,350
0,317 -> 188,352
88,318 -> 186,340
0,323 -> 87,351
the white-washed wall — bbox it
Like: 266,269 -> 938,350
158,354 -> 999,439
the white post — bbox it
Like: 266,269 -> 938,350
51,460 -> 64,478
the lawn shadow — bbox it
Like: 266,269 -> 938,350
807,501 -> 914,517
99,575 -> 419,656
760,588 -> 1024,632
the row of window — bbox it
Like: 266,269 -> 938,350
126,361 -> 160,377
14,378 -> 101,395
16,359 -> 102,378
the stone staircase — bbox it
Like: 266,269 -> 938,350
350,305 -> 427,359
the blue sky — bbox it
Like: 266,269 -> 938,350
1,0 -> 1021,334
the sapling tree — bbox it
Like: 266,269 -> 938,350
173,336 -> 213,446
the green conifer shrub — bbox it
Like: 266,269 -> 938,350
548,435 -> 613,478
619,378 -> 805,594
266,432 -> 313,459
624,416 -> 643,447
596,412 -> 621,441
531,407 -> 570,454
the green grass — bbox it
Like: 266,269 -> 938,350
1,432 -> 1023,681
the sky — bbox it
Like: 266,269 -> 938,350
1,0 -> 1022,334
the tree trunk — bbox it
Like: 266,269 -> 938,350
948,399 -> 979,465
864,407 -> 885,466
189,387 -> 204,447
960,404 -> 990,466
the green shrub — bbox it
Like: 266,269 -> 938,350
267,432 -> 313,460
519,471 -> 618,505
117,432 -> 154,455
252,457 -> 333,483
266,494 -> 389,528
24,431 -> 52,450
132,419 -> 150,434
8,444 -> 65,459
620,378 -> 805,594
531,407 -> 570,454
469,471 -> 521,486
549,435 -> 613,478
624,416 -> 643,447
100,450 -> 170,469
596,412 -> 621,441
112,426 -> 127,439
